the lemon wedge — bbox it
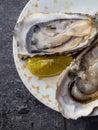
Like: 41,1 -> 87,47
27,55 -> 73,77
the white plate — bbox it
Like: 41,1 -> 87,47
13,0 -> 98,112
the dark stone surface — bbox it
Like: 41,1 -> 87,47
1,0 -> 98,130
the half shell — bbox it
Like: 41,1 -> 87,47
14,13 -> 97,58
56,38 -> 98,119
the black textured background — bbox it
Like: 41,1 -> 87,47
1,0 -> 98,130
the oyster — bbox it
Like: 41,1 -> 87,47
14,13 -> 97,58
56,38 -> 98,119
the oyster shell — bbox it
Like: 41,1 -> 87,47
14,13 -> 97,58
56,38 -> 98,119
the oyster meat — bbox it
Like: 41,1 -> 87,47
14,13 -> 97,58
56,38 -> 98,119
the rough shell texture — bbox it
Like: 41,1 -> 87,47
14,13 -> 97,58
56,39 -> 98,119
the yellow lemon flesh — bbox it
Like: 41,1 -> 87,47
27,55 -> 73,77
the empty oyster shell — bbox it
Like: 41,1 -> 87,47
56,38 -> 98,119
14,13 -> 97,58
